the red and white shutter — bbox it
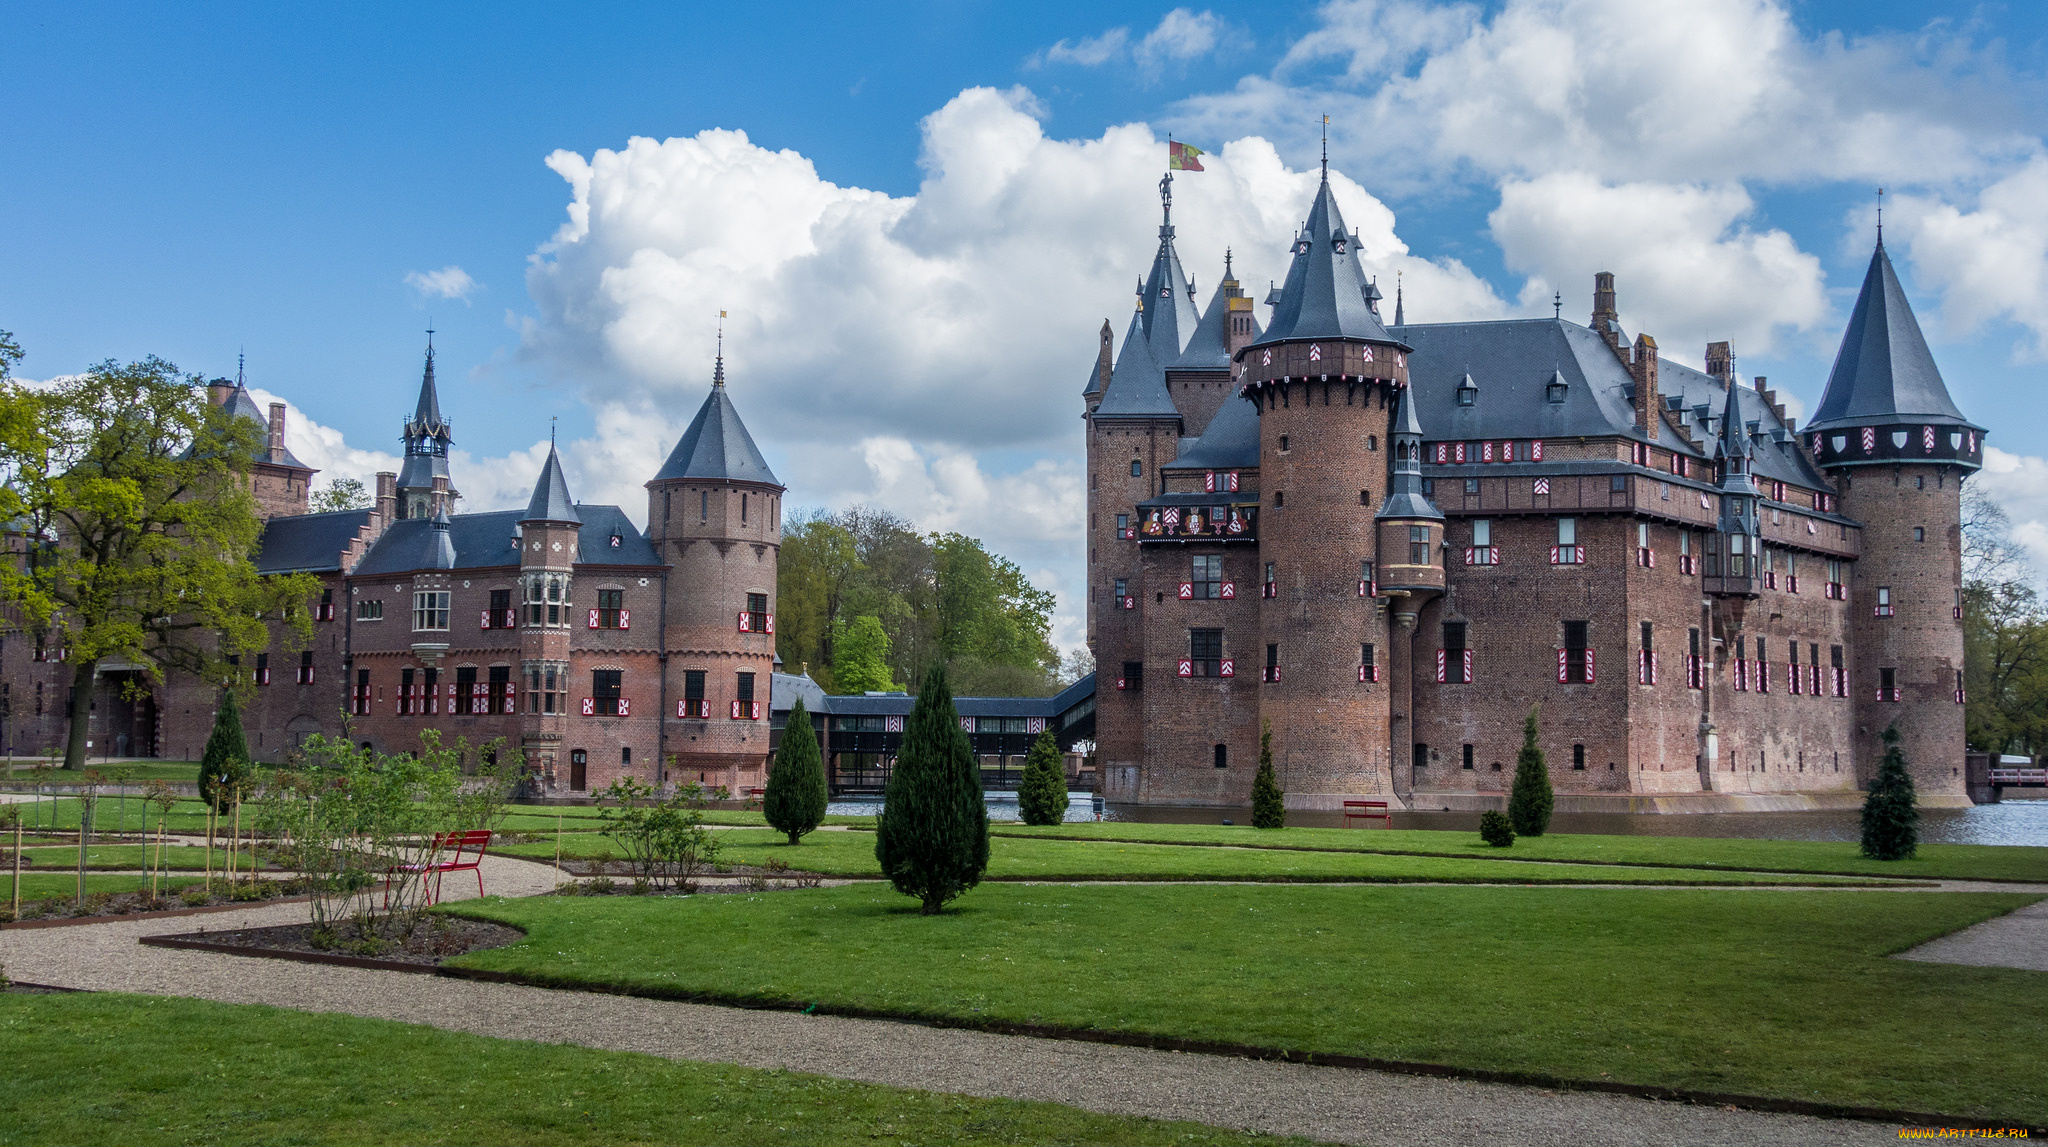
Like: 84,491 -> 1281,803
481,610 -> 493,629
1583,649 -> 1594,684
1177,659 -> 1194,678
1531,440 -> 1544,462
764,613 -> 775,634
1220,581 -> 1236,599
1462,649 -> 1474,684
618,697 -> 630,717
587,609 -> 600,629
1438,650 -> 1449,684
581,697 -> 595,716
737,611 -> 751,632
618,609 -> 630,630
1219,658 -> 1235,678
1556,648 -> 1568,684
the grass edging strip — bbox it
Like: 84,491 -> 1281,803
3,894 -> 315,930
987,830 -> 2034,884
391,939 -> 2040,1134
980,873 -> 1914,888
139,928 -> 523,973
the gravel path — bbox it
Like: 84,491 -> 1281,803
1,854 -> 1923,1146
1895,895 -> 2048,972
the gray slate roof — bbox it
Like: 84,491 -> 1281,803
1809,242 -> 1975,432
652,382 -> 781,486
1093,308 -> 1178,419
1140,216 -> 1200,368
253,509 -> 371,574
219,384 -> 311,469
522,445 -> 580,524
353,505 -> 659,576
1167,381 -> 1260,470
1170,274 -> 1253,371
410,349 -> 447,435
1253,177 -> 1401,348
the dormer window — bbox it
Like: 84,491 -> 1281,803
1546,376 -> 1569,404
1455,376 -> 1478,406
1333,236 -> 1347,255
1295,239 -> 1310,255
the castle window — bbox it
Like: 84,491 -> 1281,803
354,668 -> 371,716
1360,489 -> 1369,505
1421,478 -> 1434,496
741,493 -> 748,525
1462,744 -> 1474,770
413,591 -> 450,632
1879,667 -> 1898,702
1360,560 -> 1375,588
746,592 -> 769,633
682,670 -> 708,717
1913,527 -> 1925,542
1214,743 -> 1228,769
1361,643 -> 1377,683
1274,491 -> 1284,507
1263,641 -> 1279,682
254,653 -> 270,687
597,589 -> 625,628
1456,378 -> 1478,406
1876,586 -> 1894,617
489,588 -> 512,627
1463,478 -> 1479,495
1557,518 -> 1576,545
1113,577 -> 1128,607
1115,513 -> 1128,537
1440,622 -> 1470,683
319,588 -> 334,621
456,666 -> 478,714
1190,555 -> 1223,599
1472,519 -> 1491,545
592,669 -> 623,717
1187,629 -> 1223,678
356,599 -> 383,621
400,667 -> 416,715
1687,628 -> 1703,689
298,649 -> 314,686
664,489 -> 671,523
1413,742 -> 1428,770
1278,436 -> 1289,451
1131,460 -> 1143,477
1562,620 -> 1590,684
489,665 -> 511,714
1546,377 -> 1569,404
1573,744 -> 1586,770
1368,435 -> 1378,451
1121,660 -> 1143,692
701,490 -> 709,522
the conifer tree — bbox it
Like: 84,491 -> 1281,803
764,697 -> 828,845
874,663 -> 990,914
1251,719 -> 1285,828
1016,728 -> 1068,826
197,689 -> 252,813
1860,724 -> 1919,861
1507,705 -> 1554,837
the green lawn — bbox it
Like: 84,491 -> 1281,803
0,993 -> 1304,1146
14,845 -> 249,872
995,822 -> 2048,883
10,797 -> 217,835
499,828 -> 1871,886
0,760 -> 202,785
493,805 -> 871,833
3,872 -> 204,902
452,884 -> 2046,1124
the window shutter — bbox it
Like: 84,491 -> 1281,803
587,609 -> 600,629
1463,649 -> 1474,684
1178,583 -> 1194,600
581,696 -> 595,716
1219,658 -> 1235,678
1531,440 -> 1544,461
1557,648 -> 1567,683
1584,648 -> 1594,684
618,609 -> 630,630
764,613 -> 775,634
481,610 -> 493,630
737,611 -> 751,632
1438,649 -> 1448,683
618,697 -> 630,717
1177,659 -> 1194,678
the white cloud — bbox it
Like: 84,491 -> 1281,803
1891,158 -> 2048,357
1977,446 -> 2048,582
1037,27 -> 1129,68
405,266 -> 480,302
1488,172 -> 1830,361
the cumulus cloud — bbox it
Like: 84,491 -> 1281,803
1034,9 -> 1233,74
1488,172 -> 1830,360
1039,27 -> 1130,68
1975,447 -> 2048,586
405,266 -> 480,301
1891,158 -> 2048,357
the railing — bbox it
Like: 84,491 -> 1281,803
1989,768 -> 2047,785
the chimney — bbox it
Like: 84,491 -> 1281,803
1705,341 -> 1733,383
266,403 -> 287,463
375,471 -> 397,525
1096,320 -> 1113,394
1227,290 -> 1256,357
1591,272 -> 1628,365
1630,334 -> 1659,441
206,378 -> 234,407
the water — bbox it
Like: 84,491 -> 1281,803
828,792 -> 1105,824
1099,798 -> 2048,847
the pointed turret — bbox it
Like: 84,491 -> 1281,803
1140,172 -> 1201,366
1706,381 -> 1761,598
652,354 -> 782,487
522,442 -> 581,525
1377,389 -> 1442,525
1252,175 -> 1401,348
1092,307 -> 1177,418
396,336 -> 457,519
423,504 -> 457,570
1082,319 -> 1114,400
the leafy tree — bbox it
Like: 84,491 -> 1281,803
1016,728 -> 1068,826
763,697 -> 828,844
197,690 -> 253,812
873,663 -> 989,914
776,510 -> 860,690
832,615 -> 898,694
310,477 -> 370,513
0,355 -> 319,770
1251,720 -> 1285,828
1960,487 -> 2048,756
1861,724 -> 1919,861
1507,706 -> 1554,837
1479,809 -> 1515,847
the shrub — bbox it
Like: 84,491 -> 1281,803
596,778 -> 721,892
197,690 -> 254,813
873,663 -> 991,915
179,885 -> 210,907
1016,729 -> 1069,826
764,697 -> 829,845
1861,724 -> 1919,861
1479,809 -> 1516,847
1251,720 -> 1285,829
1507,706 -> 1554,837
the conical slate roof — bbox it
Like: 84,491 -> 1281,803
424,505 -> 457,570
1809,242 -> 1971,431
1715,382 -> 1755,488
1172,274 -> 1257,370
652,370 -> 781,486
522,443 -> 580,524
1254,176 -> 1402,348
1140,199 -> 1201,366
217,382 -> 310,468
1093,308 -> 1177,418
408,344 -> 448,437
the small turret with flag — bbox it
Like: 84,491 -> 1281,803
1168,140 -> 1205,171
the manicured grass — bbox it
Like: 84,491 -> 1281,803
3,872 -> 204,901
499,828 -> 1867,885
14,845 -> 248,872
493,805 -> 872,833
0,760 -> 202,784
995,822 -> 2048,883
453,884 -> 2046,1124
13,797 -> 217,835
0,993 -> 1303,1146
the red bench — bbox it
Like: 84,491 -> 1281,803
386,829 -> 493,907
1342,800 -> 1390,828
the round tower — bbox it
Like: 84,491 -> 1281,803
645,349 -> 784,794
517,444 -> 581,792
1806,240 -> 1982,805
1242,169 -> 1412,807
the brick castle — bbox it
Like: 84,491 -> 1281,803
1086,168 -> 1981,809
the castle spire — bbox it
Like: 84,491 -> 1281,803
1808,240 -> 1970,437
522,438 -> 581,525
1252,171 -> 1400,348
1393,270 -> 1405,326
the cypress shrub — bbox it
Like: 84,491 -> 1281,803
1479,809 -> 1515,847
1507,704 -> 1554,837
1015,729 -> 1069,826
874,664 -> 990,914
763,697 -> 828,845
1251,719 -> 1285,828
197,689 -> 253,813
1860,724 -> 1919,861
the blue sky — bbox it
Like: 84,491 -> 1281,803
7,1 -> 2048,653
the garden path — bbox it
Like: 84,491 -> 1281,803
0,854 -> 1920,1146
1894,894 -> 2048,972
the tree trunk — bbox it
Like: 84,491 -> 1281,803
63,659 -> 97,772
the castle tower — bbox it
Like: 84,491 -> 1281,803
396,337 -> 457,519
1376,388 -> 1442,799
646,350 -> 784,793
1705,380 -> 1762,599
1241,169 -> 1414,806
517,443 -> 580,791
205,361 -> 316,519
1806,240 -> 1982,805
